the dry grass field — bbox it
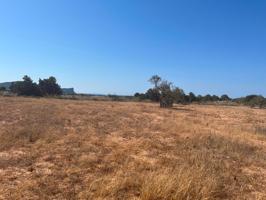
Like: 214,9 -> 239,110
0,97 -> 266,200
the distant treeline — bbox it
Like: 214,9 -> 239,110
1,75 -> 265,109
0,75 -> 62,96
135,90 -> 231,103
234,95 -> 266,108
134,75 -> 266,108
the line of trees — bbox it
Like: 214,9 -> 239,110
3,74 -> 265,108
10,75 -> 62,96
134,75 -> 232,107
134,75 -> 265,108
235,95 -> 266,108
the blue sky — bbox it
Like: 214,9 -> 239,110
0,0 -> 265,97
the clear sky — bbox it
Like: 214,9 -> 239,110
0,0 -> 265,97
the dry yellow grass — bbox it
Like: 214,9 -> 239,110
0,97 -> 266,200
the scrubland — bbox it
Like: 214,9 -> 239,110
0,97 -> 266,200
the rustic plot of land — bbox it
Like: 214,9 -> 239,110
0,97 -> 266,200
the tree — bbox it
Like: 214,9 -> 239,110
249,96 -> 265,108
134,93 -> 140,97
197,95 -> 203,102
10,75 -> 63,97
220,94 -> 231,101
212,95 -> 220,101
39,76 -> 62,96
158,80 -> 174,108
149,75 -> 161,89
134,92 -> 147,100
172,87 -> 186,104
10,75 -> 41,96
202,94 -> 212,102
146,88 -> 160,102
244,95 -> 258,102
188,92 -> 197,103
241,95 -> 266,108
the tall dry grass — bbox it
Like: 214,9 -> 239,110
0,97 -> 266,199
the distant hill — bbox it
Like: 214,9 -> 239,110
62,88 -> 76,95
0,82 -> 14,90
0,82 -> 75,95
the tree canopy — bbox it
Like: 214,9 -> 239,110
10,75 -> 62,97
39,76 -> 62,96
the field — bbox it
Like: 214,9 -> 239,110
0,97 -> 266,200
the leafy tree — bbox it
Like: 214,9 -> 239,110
188,92 -> 197,103
172,87 -> 186,103
197,95 -> 203,102
244,95 -> 258,102
249,96 -> 265,108
134,92 -> 147,100
10,75 -> 63,97
146,88 -> 160,102
39,76 -> 62,96
239,95 -> 266,108
10,76 -> 41,96
149,75 -> 161,89
10,82 -> 21,94
212,95 -> 220,101
158,80 -> 174,108
220,94 -> 231,101
134,93 -> 140,97
202,94 -> 212,102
